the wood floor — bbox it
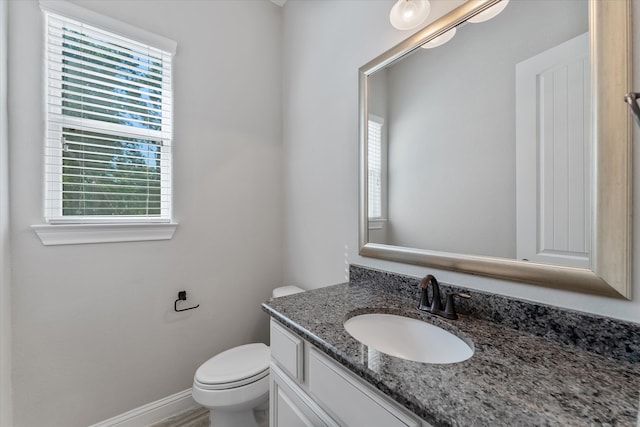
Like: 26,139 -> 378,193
149,405 -> 269,427
149,407 -> 209,427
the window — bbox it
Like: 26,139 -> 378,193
367,116 -> 384,220
43,5 -> 174,224
34,1 -> 177,245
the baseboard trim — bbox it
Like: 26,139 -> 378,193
89,389 -> 199,427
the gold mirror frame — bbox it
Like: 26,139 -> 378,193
359,0 -> 632,298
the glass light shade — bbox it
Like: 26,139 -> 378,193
421,27 -> 457,49
467,0 -> 510,23
389,0 -> 431,31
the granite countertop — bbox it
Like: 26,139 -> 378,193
262,279 -> 640,427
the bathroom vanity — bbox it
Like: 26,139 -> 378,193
262,266 -> 640,427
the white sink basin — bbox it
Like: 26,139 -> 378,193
344,313 -> 473,364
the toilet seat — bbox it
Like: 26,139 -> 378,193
194,368 -> 269,390
195,343 -> 270,390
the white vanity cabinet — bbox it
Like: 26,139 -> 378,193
269,319 -> 429,427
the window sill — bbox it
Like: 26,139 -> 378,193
32,222 -> 178,246
368,218 -> 387,230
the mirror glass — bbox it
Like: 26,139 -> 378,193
359,0 -> 632,298
367,0 -> 589,268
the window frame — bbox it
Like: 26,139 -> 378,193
367,115 -> 387,230
35,0 -> 178,245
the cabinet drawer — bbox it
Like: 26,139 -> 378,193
308,348 -> 419,427
270,319 -> 303,381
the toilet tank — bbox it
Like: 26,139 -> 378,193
272,286 -> 304,298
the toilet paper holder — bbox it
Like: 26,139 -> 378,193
174,290 -> 200,312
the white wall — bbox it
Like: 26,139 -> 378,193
8,1 -> 283,426
282,0 -> 640,324
282,0 -> 411,289
1,0 -> 13,425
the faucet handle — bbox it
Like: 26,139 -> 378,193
443,292 -> 471,320
417,275 -> 431,311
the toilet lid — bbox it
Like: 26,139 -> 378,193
195,343 -> 270,386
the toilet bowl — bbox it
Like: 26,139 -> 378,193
192,286 -> 304,427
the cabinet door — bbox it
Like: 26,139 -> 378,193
273,383 -> 315,427
270,364 -> 338,427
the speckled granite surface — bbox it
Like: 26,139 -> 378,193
350,265 -> 640,363
262,266 -> 640,427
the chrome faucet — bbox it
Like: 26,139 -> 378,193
417,275 -> 470,320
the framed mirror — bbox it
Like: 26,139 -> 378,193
359,0 -> 632,298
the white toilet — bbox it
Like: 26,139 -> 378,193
192,286 -> 304,427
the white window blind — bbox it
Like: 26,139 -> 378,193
44,10 -> 173,224
368,117 -> 383,219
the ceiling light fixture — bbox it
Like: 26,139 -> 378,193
421,27 -> 457,49
389,0 -> 431,31
467,0 -> 510,23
